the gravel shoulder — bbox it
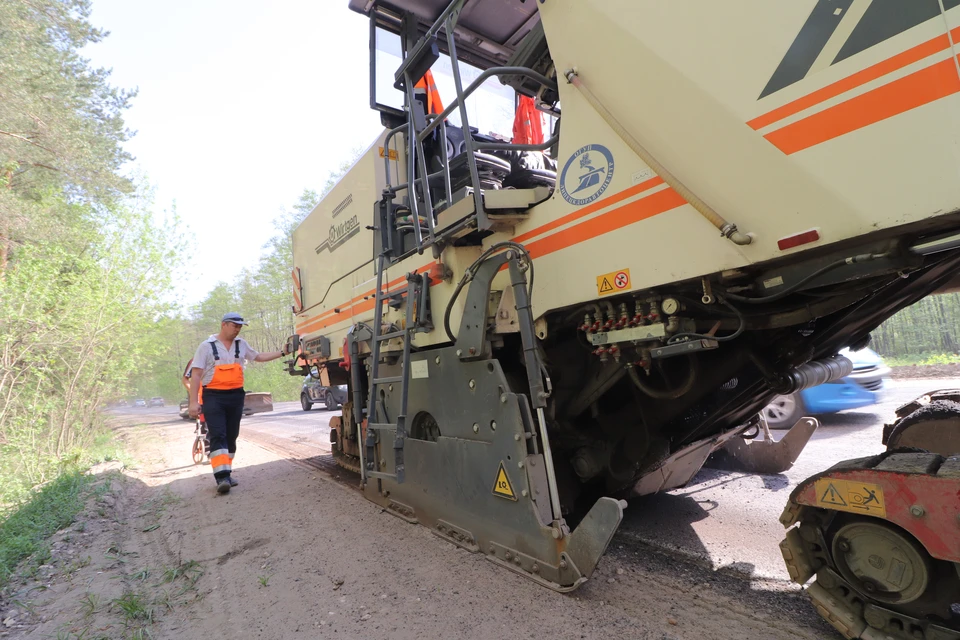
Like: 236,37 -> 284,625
0,411 -> 838,640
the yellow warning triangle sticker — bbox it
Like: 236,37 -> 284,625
492,461 -> 517,501
599,278 -> 614,293
820,483 -> 847,507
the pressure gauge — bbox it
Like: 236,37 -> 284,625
662,298 -> 680,315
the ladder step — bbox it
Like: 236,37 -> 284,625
377,330 -> 407,341
365,470 -> 399,481
373,375 -> 404,385
368,422 -> 397,431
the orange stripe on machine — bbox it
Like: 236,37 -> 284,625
765,56 -> 960,155
525,187 -> 687,260
296,270 -> 422,332
513,177 -> 664,244
748,31 -> 954,131
292,268 -> 303,311
296,186 -> 684,340
297,264 -> 436,336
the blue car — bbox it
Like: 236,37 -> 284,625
762,347 -> 891,429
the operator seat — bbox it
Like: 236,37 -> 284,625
412,92 -> 555,211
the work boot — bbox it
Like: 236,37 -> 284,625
216,479 -> 231,495
228,476 -> 238,487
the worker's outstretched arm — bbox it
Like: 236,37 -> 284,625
253,347 -> 287,363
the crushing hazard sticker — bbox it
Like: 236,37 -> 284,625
814,478 -> 886,517
492,462 -> 517,501
596,269 -> 631,296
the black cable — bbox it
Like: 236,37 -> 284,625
667,296 -> 745,344
628,355 -> 697,399
442,242 -> 535,343
443,277 -> 470,342
723,253 -> 886,305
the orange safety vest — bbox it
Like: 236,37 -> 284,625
205,339 -> 244,391
512,95 -> 544,145
414,70 -> 444,115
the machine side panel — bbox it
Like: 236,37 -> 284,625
508,0 -> 960,314
292,131 -> 396,359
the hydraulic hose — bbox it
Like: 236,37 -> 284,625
627,355 -> 698,400
667,296 -> 745,344
564,69 -> 752,246
442,241 -> 535,342
724,253 -> 889,304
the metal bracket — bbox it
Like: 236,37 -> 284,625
456,252 -> 511,360
650,339 -> 719,359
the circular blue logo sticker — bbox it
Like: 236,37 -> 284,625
559,144 -> 615,206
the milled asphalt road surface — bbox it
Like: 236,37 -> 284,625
620,377 -> 960,580
146,377 -> 960,584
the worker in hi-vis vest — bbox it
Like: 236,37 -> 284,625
414,69 -> 443,115
188,312 -> 289,494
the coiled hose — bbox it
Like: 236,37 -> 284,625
442,241 -> 534,343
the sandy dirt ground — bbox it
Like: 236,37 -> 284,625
0,411 -> 839,640
891,363 -> 960,379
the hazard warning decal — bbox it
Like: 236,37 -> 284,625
814,478 -> 885,517
596,268 -> 631,297
492,461 -> 517,501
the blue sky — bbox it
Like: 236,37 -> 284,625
84,0 -> 385,305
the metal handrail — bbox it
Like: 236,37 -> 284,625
380,0 -> 559,257
383,109 -> 556,197
393,0 -> 468,87
418,66 -> 558,142
473,135 -> 558,153
442,17 -> 485,234
381,122 -> 407,188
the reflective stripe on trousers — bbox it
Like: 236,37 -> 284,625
210,448 -> 232,474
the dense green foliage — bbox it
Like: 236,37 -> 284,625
0,0 -> 179,505
139,159 -> 358,405
130,190 -> 321,404
871,293 -> 960,362
0,427 -> 124,586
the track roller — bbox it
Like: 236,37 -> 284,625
781,449 -> 960,639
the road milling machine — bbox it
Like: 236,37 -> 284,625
285,1 -> 960,636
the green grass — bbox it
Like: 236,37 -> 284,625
140,489 -> 180,519
112,591 -> 153,623
82,431 -> 131,469
884,352 -> 960,367
0,429 -> 127,512
0,471 -> 92,588
79,592 -> 101,616
0,429 -> 133,589
160,560 -> 202,586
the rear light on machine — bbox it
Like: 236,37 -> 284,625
778,229 -> 821,251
